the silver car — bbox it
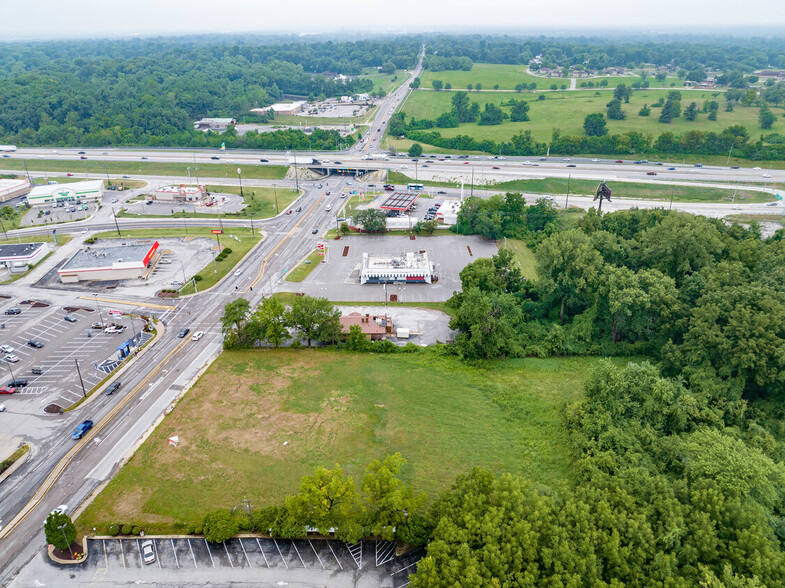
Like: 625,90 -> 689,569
141,540 -> 155,564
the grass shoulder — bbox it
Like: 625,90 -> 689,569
285,251 -> 324,282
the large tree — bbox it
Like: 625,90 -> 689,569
450,288 -> 523,359
221,298 -> 251,347
252,296 -> 288,347
286,295 -> 342,347
44,512 -> 76,550
355,208 -> 387,233
583,112 -> 608,136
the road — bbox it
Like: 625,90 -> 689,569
0,46 -> 781,586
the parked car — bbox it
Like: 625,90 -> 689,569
4,308 -> 21,315
0,387 -> 16,394
177,328 -> 190,338
0,404 -> 5,412
0,345 -> 14,353
4,355 -> 19,363
64,315 -> 77,323
191,331 -> 204,341
105,381 -> 121,395
71,420 -> 94,440
91,322 -> 104,329
141,540 -> 156,565
8,379 -> 27,388
31,367 -> 43,375
27,340 -> 44,349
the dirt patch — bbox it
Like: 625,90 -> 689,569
44,404 -> 63,414
52,541 -> 83,560
63,307 -> 93,313
20,300 -> 50,308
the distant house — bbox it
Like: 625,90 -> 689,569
604,67 -> 626,75
193,118 -> 236,132
340,312 -> 390,340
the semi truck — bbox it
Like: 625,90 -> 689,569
288,155 -> 320,165
0,145 -> 17,152
362,153 -> 389,161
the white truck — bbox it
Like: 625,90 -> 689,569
0,145 -> 17,152
362,153 -> 389,161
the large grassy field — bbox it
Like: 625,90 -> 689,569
401,88 -> 782,144
76,349 -> 623,534
0,159 -> 287,180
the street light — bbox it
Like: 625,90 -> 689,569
58,523 -> 74,559
272,184 -> 279,214
4,357 -> 16,382
237,167 -> 244,198
93,293 -> 104,328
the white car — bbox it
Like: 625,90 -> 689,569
234,269 -> 242,276
753,166 -> 762,170
141,540 -> 155,564
0,403 -> 5,412
4,355 -> 19,363
763,174 -> 772,178
591,158 -> 599,162
45,504 -> 68,522
0,345 -> 14,353
191,331 -> 204,341
81,228 -> 88,234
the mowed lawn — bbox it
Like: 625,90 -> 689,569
401,88 -> 783,144
420,64 -> 554,90
77,350 -> 615,534
501,238 -> 538,281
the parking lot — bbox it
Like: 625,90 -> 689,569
0,298 -> 147,411
81,537 -> 421,586
124,191 -> 245,216
20,201 -> 97,227
279,234 -> 498,303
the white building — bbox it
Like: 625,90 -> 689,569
0,179 -> 31,202
26,180 -> 103,207
193,118 -> 236,132
0,242 -> 47,273
152,185 -> 207,203
58,241 -> 159,283
435,200 -> 462,225
360,252 -> 434,284
253,101 -> 307,116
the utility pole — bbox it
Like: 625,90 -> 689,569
0,218 -> 7,240
470,166 -> 474,198
293,159 -> 300,192
243,499 -> 254,531
112,207 -> 121,237
22,159 -> 31,185
566,174 -> 571,209
237,167 -> 244,198
273,184 -> 279,214
74,359 -> 87,398
94,294 -> 104,327
103,162 -> 111,186
669,185 -> 675,210
726,145 -> 734,166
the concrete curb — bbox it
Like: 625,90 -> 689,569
47,543 -> 87,565
64,321 -> 166,413
0,448 -> 29,486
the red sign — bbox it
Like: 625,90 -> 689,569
211,229 -> 223,234
143,241 -> 159,266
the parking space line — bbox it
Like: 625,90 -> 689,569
399,581 -> 412,588
120,539 -> 126,569
204,539 -> 215,568
137,539 -> 143,567
171,538 -> 180,569
154,540 -> 161,568
291,540 -> 306,568
239,538 -> 252,567
328,541 -> 343,570
392,560 -> 420,575
273,538 -> 288,569
256,538 -> 270,568
223,541 -> 234,568
309,540 -> 325,569
102,539 -> 108,569
189,539 -> 197,568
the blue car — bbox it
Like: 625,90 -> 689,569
71,419 -> 94,440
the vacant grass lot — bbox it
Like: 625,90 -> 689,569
421,64 -> 555,90
285,250 -> 324,282
501,238 -> 538,281
76,349 -> 622,534
0,159 -> 287,180
401,88 -> 782,145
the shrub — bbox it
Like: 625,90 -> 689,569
202,509 -> 239,543
193,275 -> 203,282
108,524 -> 120,536
132,526 -> 142,536
121,524 -> 133,535
222,248 -> 233,254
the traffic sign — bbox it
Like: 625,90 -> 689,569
211,229 -> 223,234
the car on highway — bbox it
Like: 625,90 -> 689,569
437,190 -> 447,195
753,166 -> 762,170
105,381 -> 121,395
71,420 -> 94,440
492,166 -> 500,169
694,163 -> 703,167
67,173 -> 74,176
567,164 -> 577,168
326,204 -> 333,211
463,161 -> 470,165
8,379 -> 28,388
191,331 -> 204,341
647,172 -> 657,175
767,201 -> 779,206
81,228 -> 88,233
655,162 -> 663,166
731,166 -> 740,169
0,345 -> 14,353
122,175 -> 130,178
211,156 -> 220,160
64,315 -> 77,323
27,340 -> 44,349
422,164 -> 429,168
142,540 -> 156,565
426,160 -> 434,163
78,151 -> 85,154
4,308 -> 20,315
763,173 -> 772,178
295,206 -> 301,212
1,155 -> 8,158
311,228 -> 318,234
334,161 -> 342,164
0,387 -> 16,394
141,156 -> 148,160
80,156 -> 87,160
45,505 -> 69,523
234,269 -> 242,276
177,328 -> 190,338
591,158 -> 599,162
286,209 -> 292,215
259,158 -> 268,162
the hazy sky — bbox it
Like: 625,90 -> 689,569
2,0 -> 785,40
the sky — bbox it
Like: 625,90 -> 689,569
2,0 -> 785,40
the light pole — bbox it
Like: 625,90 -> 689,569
237,167 -> 244,198
112,207 -> 121,237
74,359 -> 87,398
58,523 -> 74,559
93,294 -> 104,328
244,499 -> 254,531
178,260 -> 187,284
124,314 -> 138,345
187,167 -> 191,184
273,184 -> 279,214
4,358 -> 16,383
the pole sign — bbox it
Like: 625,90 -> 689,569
211,229 -> 223,234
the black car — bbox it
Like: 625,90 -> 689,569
334,161 -> 342,164
567,164 -> 577,168
31,367 -> 43,375
311,228 -> 318,234
27,340 -> 44,349
210,156 -> 220,160
259,158 -> 268,162
78,151 -> 85,154
4,308 -> 21,315
437,191 -> 447,195
177,328 -> 190,339
295,206 -> 302,212
64,315 -> 77,323
8,379 -> 28,388
731,166 -> 740,169
105,381 -> 121,395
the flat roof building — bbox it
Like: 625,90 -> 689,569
360,252 -> 434,285
435,200 -> 462,225
58,241 -> 159,283
0,179 -> 31,202
152,185 -> 207,202
380,192 -> 419,212
253,101 -> 307,116
193,118 -> 236,132
0,242 -> 47,273
26,180 -> 103,207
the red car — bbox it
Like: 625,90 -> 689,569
286,209 -> 292,214
66,173 -> 74,176
647,171 -> 657,176
463,161 -> 470,165
0,387 -> 16,395
615,160 -> 624,163
492,166 -> 500,169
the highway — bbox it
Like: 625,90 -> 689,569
0,46 -> 781,586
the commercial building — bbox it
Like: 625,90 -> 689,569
193,118 -> 237,132
152,185 -> 207,202
0,179 -> 31,202
435,200 -> 462,225
254,101 -> 307,116
26,180 -> 103,207
0,242 -> 47,273
58,241 -> 159,283
339,312 -> 390,340
360,252 -> 434,285
380,192 -> 419,214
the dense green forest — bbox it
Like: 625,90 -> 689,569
0,36 -> 421,148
